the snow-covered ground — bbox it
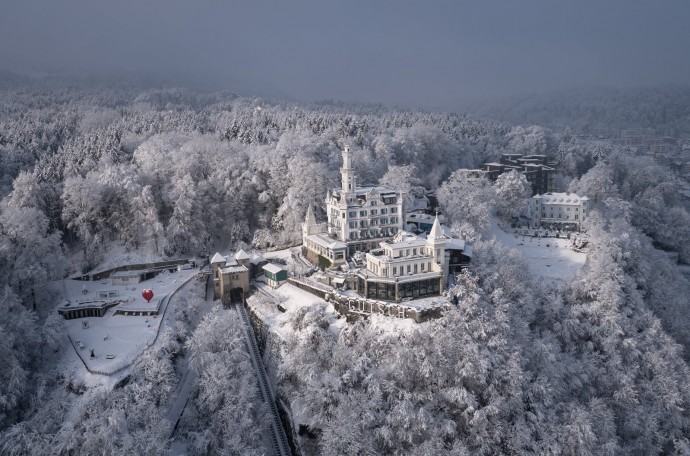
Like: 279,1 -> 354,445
62,267 -> 199,374
489,223 -> 586,281
249,282 -> 343,338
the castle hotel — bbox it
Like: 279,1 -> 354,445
302,146 -> 471,301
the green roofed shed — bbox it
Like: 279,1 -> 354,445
262,263 -> 288,288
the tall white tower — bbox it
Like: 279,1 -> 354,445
427,213 -> 450,289
340,145 -> 357,194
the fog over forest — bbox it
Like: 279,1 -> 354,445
2,1 -> 690,107
1,1 -> 690,455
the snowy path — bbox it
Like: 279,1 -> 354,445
236,300 -> 292,456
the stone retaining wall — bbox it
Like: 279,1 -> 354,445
288,277 -> 447,323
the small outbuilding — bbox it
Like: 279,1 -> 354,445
263,263 -> 288,288
210,251 -> 251,303
109,270 -> 143,286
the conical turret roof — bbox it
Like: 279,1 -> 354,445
304,205 -> 316,225
427,213 -> 447,242
210,252 -> 226,264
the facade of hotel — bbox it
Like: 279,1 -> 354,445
617,129 -> 679,155
355,215 -> 470,301
303,145 -> 472,302
302,145 -> 404,266
528,192 -> 590,231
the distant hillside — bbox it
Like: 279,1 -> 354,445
464,86 -> 690,138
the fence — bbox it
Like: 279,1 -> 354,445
287,277 -> 448,323
73,259 -> 196,281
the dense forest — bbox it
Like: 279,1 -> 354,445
1,78 -> 690,454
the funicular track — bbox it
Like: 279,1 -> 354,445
233,294 -> 291,456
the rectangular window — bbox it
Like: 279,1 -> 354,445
380,208 -> 387,214
421,263 -> 425,271
575,215 -> 578,220
413,248 -> 417,255
391,207 -> 397,214
360,210 -> 367,217
393,267 -> 397,275
349,211 -> 357,218
371,200 -> 377,206
370,209 -> 377,215
406,249 -> 410,256
414,264 -> 418,274
428,262 -> 431,271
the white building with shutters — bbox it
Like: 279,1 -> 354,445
302,145 -> 404,266
528,192 -> 590,231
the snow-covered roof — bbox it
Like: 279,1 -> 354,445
210,252 -> 226,264
262,263 -> 286,274
235,249 -> 250,260
110,270 -> 144,278
220,265 -> 248,274
384,238 -> 427,249
406,213 -> 436,222
445,239 -> 466,251
391,230 -> 419,243
356,185 -> 397,195
250,253 -> 266,264
536,193 -> 588,204
306,233 -> 347,251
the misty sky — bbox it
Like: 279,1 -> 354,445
1,0 -> 688,108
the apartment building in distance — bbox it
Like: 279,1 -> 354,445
484,153 -> 556,195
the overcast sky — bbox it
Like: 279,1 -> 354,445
1,0 -> 688,108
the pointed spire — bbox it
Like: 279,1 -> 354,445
428,212 -> 444,241
305,204 -> 316,225
235,249 -> 250,260
210,252 -> 226,264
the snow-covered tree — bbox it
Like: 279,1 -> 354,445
437,169 -> 496,238
0,206 -> 64,307
184,308 -> 270,455
493,169 -> 531,218
0,287 -> 40,429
